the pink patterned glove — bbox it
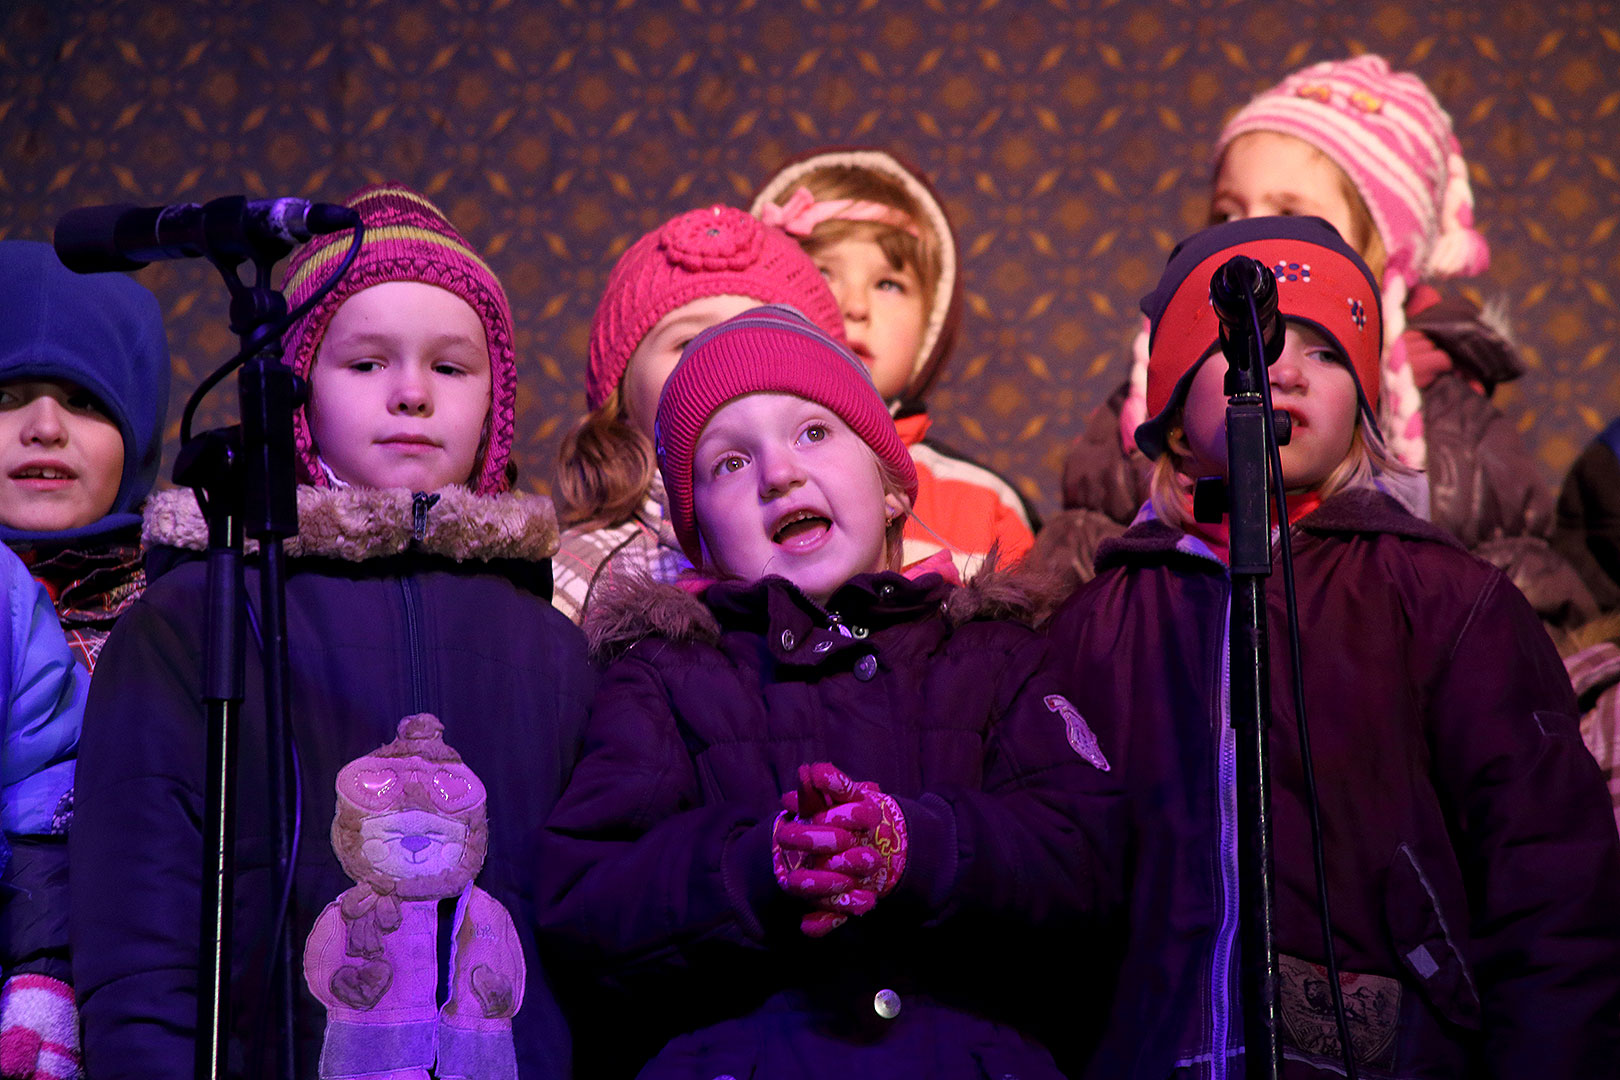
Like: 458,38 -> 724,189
773,763 -> 909,937
0,975 -> 81,1080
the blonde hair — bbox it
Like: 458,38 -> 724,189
777,166 -> 944,313
553,385 -> 657,530
1148,414 -> 1416,531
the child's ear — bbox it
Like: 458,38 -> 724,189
883,491 -> 909,523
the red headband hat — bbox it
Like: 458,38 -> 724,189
1135,215 -> 1383,461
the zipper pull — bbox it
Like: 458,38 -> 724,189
411,492 -> 442,541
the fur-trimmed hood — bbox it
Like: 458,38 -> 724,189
583,557 -> 1058,664
143,483 -> 559,564
751,147 -> 962,410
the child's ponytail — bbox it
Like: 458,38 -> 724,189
554,389 -> 657,530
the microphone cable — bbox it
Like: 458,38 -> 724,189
1243,275 -> 1360,1080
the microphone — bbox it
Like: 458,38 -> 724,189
55,196 -> 360,273
1209,255 -> 1284,367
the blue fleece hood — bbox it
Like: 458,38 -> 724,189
0,240 -> 171,546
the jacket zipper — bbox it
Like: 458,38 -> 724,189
401,493 -> 437,716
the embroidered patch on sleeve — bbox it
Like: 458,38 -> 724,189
1045,695 -> 1111,771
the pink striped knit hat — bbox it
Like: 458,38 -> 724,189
282,183 -> 516,494
654,305 -> 917,562
586,205 -> 845,411
1211,54 -> 1490,468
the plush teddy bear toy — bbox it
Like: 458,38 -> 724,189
304,713 -> 525,1080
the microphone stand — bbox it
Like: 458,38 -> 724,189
1199,263 -> 1287,1080
176,198 -> 305,1080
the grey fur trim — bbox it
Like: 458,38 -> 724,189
143,484 -> 560,563
942,549 -> 1071,629
583,574 -> 720,663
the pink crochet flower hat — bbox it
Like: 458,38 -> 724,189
586,205 -> 845,412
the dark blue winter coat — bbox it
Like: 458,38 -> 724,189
538,567 -> 1124,1080
70,485 -> 593,1079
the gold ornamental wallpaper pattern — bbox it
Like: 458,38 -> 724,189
2,0 -> 1617,513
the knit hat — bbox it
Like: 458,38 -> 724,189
1135,216 -> 1383,461
586,205 -> 845,411
654,304 -> 918,562
1213,55 -> 1489,468
282,183 -> 515,495
0,240 -> 171,545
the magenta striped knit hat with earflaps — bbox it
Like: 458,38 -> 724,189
281,183 -> 516,495
654,304 -> 917,562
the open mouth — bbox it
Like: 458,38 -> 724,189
772,509 -> 832,549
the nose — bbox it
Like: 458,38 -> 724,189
757,443 -> 806,499
400,835 -> 431,854
19,397 -> 67,446
1269,350 -> 1307,393
839,284 -> 868,323
392,367 -> 432,416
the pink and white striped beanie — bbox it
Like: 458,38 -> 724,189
1211,54 -> 1490,469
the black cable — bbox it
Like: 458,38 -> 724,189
1249,288 -> 1360,1080
180,225 -> 366,446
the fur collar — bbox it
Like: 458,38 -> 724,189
584,556 -> 1057,664
143,484 -> 560,563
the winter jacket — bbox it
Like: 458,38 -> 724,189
752,149 -> 1038,574
537,567 -> 1123,1080
71,484 -> 594,1080
1046,487 -> 1620,1079
1565,639 -> 1620,838
550,476 -> 691,625
1552,418 -> 1620,612
0,543 -> 84,984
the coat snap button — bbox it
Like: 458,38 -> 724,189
873,988 -> 901,1019
814,640 -> 834,653
854,654 -> 878,681
878,583 -> 895,598
781,629 -> 796,651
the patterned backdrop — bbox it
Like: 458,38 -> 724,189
2,0 -> 1617,515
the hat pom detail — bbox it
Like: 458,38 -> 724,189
658,206 -> 767,272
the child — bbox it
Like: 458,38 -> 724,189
550,204 -> 846,624
1048,216 -> 1620,1078
1059,57 -> 1560,574
69,184 -> 594,1079
754,148 -> 1038,575
0,239 -> 171,1080
538,305 -> 1120,1079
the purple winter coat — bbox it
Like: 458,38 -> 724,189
1046,488 -> 1620,1079
537,568 -> 1124,1080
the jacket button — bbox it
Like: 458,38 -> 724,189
873,988 -> 901,1019
813,640 -> 834,653
854,654 -> 878,681
781,629 -> 796,651
878,583 -> 895,598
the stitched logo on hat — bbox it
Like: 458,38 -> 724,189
1348,298 -> 1367,331
1273,261 -> 1311,283
658,205 -> 766,272
1045,695 -> 1111,772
